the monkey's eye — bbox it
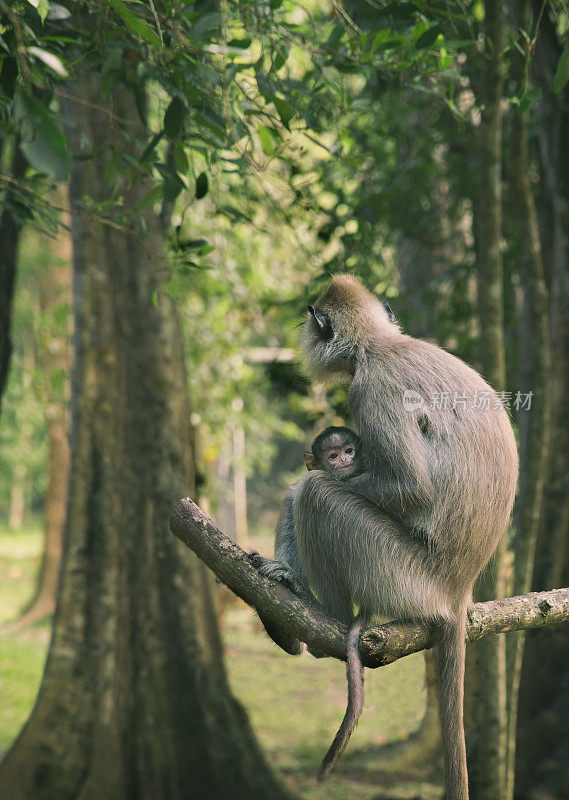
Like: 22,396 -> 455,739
308,305 -> 334,341
345,447 -> 354,455
329,452 -> 338,460
383,301 -> 396,324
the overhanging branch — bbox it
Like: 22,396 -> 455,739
170,497 -> 569,668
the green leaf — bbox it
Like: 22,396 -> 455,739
327,23 -> 344,47
110,1 -> 162,48
177,238 -> 209,250
194,110 -> 226,141
220,205 -> 251,223
173,139 -> 188,174
38,0 -> 50,22
152,290 -> 159,307
14,90 -> 70,182
258,124 -> 274,155
196,172 -> 208,199
164,96 -> 186,138
554,44 -> 569,93
272,49 -> 286,71
191,12 -> 221,40
472,0 -> 485,21
509,87 -> 542,114
27,46 -> 68,77
227,38 -> 252,49
163,173 -> 184,202
274,97 -> 294,130
139,130 -> 163,163
415,24 -> 442,50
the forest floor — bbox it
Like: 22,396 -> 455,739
0,523 -> 444,799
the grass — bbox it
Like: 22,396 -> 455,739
0,523 -> 51,751
0,523 -> 443,798
224,604 -> 442,799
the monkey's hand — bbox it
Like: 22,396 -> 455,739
249,552 -> 306,597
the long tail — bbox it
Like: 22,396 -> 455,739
435,608 -> 469,800
318,616 -> 365,782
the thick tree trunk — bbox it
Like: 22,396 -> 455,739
0,142 -> 27,415
470,3 -> 508,798
0,69 -> 293,800
531,2 -> 569,596
504,4 -> 551,798
514,7 -> 569,798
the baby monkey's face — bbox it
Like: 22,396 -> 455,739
303,428 -> 362,479
323,439 -> 356,472
317,433 -> 362,480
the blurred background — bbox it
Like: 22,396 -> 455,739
0,2 -> 568,799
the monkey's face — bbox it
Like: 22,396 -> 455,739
321,437 -> 361,480
302,275 -> 399,381
303,304 -> 355,382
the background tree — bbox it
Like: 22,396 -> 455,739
0,49 -> 294,798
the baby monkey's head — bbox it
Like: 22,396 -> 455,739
303,426 -> 362,480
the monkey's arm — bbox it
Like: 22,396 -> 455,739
348,469 -> 433,522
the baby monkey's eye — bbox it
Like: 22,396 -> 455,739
345,447 -> 354,455
329,452 -> 338,460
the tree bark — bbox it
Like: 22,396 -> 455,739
470,3 -> 508,797
514,7 -> 569,798
0,141 -> 27,415
0,67 -> 293,800
504,4 -> 551,798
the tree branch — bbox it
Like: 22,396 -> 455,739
170,497 -> 569,668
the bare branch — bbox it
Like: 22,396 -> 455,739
170,498 -> 569,668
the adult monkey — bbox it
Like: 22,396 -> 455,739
294,275 -> 518,795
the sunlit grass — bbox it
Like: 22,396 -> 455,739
0,521 -> 49,751
0,523 -> 44,624
0,628 -> 49,751
223,601 -> 442,799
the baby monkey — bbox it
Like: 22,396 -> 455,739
251,426 -> 362,654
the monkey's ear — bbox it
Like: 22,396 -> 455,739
307,305 -> 333,340
303,453 -> 318,471
383,302 -> 396,324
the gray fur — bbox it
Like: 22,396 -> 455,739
318,614 -> 365,782
294,276 -> 518,795
252,428 -> 362,654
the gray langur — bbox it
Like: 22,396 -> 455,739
290,275 -> 517,795
250,426 -> 363,655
